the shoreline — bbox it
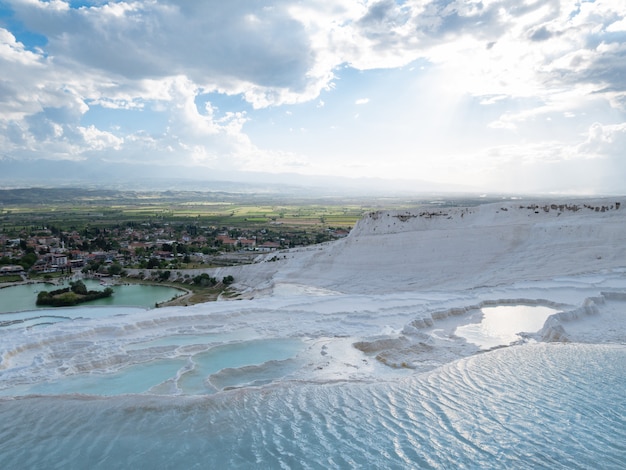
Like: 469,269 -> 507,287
104,275 -> 235,307
0,276 -> 207,314
0,274 -> 236,311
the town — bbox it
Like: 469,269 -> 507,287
0,187 -> 480,285
0,220 -> 351,282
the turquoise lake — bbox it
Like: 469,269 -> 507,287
0,279 -> 184,314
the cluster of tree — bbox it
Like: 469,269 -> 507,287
192,273 -> 234,287
153,270 -> 171,281
36,280 -> 113,307
1,247 -> 38,271
81,260 -> 126,277
193,273 -> 218,286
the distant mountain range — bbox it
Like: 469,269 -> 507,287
0,156 -> 473,196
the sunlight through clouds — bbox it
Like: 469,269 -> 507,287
0,0 -> 624,193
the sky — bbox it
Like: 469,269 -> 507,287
0,0 -> 625,194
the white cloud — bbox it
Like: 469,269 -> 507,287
5,1 -> 624,111
607,18 -> 626,33
454,122 -> 626,193
578,122 -> 626,158
8,0 -> 319,106
0,1 -> 624,193
78,125 -> 123,151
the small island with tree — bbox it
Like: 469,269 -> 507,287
36,280 -> 113,307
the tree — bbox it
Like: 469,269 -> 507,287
108,263 -> 123,276
70,280 -> 88,295
19,252 -> 38,270
193,273 -> 217,287
222,275 -> 234,286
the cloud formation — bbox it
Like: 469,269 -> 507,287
0,0 -> 624,193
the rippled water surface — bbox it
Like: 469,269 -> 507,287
1,343 -> 624,469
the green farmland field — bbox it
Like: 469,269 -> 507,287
0,187 -> 493,236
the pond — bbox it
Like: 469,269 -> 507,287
0,279 -> 184,314
454,304 -> 558,349
6,338 -> 305,396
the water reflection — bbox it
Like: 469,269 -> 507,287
455,305 -> 557,349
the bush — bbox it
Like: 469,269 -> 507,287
193,273 -> 217,287
108,263 -> 123,276
70,280 -> 88,295
36,284 -> 113,307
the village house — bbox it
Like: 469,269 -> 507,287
238,238 -> 257,250
257,241 -> 281,252
216,234 -> 239,248
0,265 -> 24,275
128,242 -> 153,254
154,250 -> 175,259
52,253 -> 68,268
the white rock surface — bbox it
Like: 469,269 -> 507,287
229,199 -> 626,296
1,198 -> 625,393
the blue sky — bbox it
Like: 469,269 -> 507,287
0,0 -> 625,194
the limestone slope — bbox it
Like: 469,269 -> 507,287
232,200 -> 626,295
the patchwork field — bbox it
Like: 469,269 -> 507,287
0,187 -> 494,234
